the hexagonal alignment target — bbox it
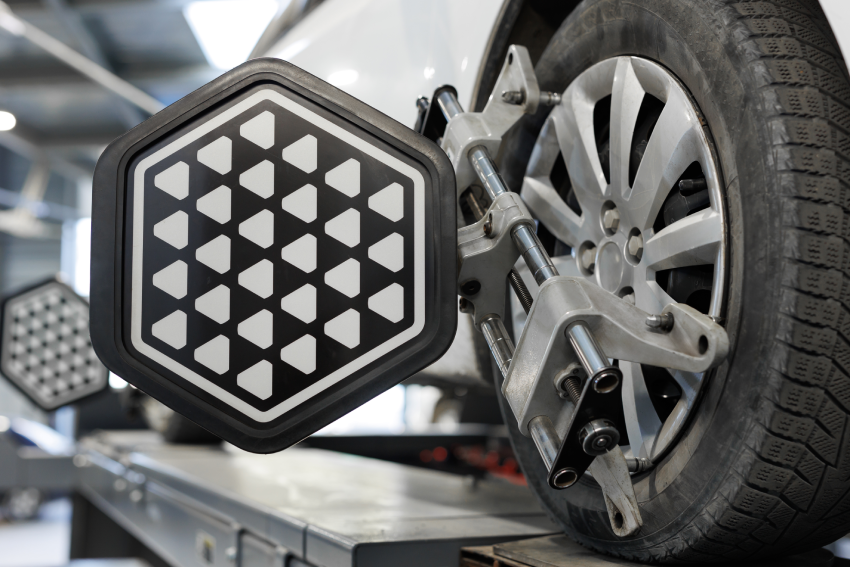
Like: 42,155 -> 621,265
91,59 -> 456,452
0,279 -> 108,410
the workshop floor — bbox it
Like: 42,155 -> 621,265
0,498 -> 70,567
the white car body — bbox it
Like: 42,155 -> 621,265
265,0 -> 850,383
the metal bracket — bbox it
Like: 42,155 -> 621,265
458,192 -> 535,327
441,45 -> 540,197
503,276 -> 728,435
589,447 -> 642,537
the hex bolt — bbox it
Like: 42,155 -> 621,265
627,233 -> 644,260
602,208 -> 620,233
483,213 -> 494,237
502,90 -> 525,105
580,247 -> 597,272
646,312 -> 674,331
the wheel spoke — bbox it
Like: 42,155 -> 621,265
609,58 -> 646,192
521,175 -> 583,247
626,90 -> 703,230
634,279 -> 677,315
621,362 -> 662,460
654,369 -> 702,457
551,93 -> 608,213
642,208 -> 722,271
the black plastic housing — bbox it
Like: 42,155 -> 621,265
90,58 -> 457,453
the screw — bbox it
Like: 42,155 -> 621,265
646,312 -> 674,331
602,209 -> 620,232
502,90 -> 525,105
540,91 -> 562,106
461,280 -> 481,296
483,213 -> 494,237
580,247 -> 597,272
627,233 -> 644,260
458,297 -> 473,314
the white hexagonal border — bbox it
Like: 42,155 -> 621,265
130,89 -> 425,423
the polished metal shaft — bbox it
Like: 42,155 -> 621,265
529,415 -> 561,471
480,316 -> 515,379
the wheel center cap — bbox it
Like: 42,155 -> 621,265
597,241 -> 624,292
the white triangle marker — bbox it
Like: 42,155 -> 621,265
151,310 -> 187,349
325,158 -> 360,197
281,184 -> 317,223
282,135 -> 317,173
240,111 -> 275,149
196,185 -> 231,224
152,260 -> 187,299
324,259 -> 359,298
368,283 -> 404,323
153,211 -> 188,249
240,160 -> 274,199
238,309 -> 273,349
324,208 -> 359,248
280,335 -> 316,374
239,209 -> 274,249
368,233 -> 404,272
238,259 -> 274,298
281,234 -> 316,273
196,235 -> 231,274
238,360 -> 273,400
281,284 -> 316,323
154,162 -> 189,200
194,335 -> 229,374
368,182 -> 404,222
197,136 -> 232,175
324,309 -> 360,349
195,285 -> 230,324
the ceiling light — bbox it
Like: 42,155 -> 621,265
185,0 -> 280,70
0,111 -> 16,131
327,69 -> 359,87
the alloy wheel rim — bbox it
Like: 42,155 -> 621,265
515,56 -> 727,462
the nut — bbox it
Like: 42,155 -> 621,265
580,247 -> 597,272
627,233 -> 644,260
602,208 -> 620,232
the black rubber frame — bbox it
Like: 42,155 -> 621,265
90,58 -> 457,453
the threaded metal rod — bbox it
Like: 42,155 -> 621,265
563,376 -> 583,404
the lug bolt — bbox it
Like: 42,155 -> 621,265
580,247 -> 597,272
627,233 -> 644,260
602,209 -> 620,233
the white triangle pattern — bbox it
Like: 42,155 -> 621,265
281,284 -> 316,323
239,209 -> 274,248
153,260 -> 187,299
325,158 -> 360,197
197,136 -> 232,174
281,184 -> 317,223
324,309 -> 359,349
324,208 -> 359,248
239,259 -> 274,299
368,283 -> 404,323
153,211 -> 188,249
196,186 -> 231,224
194,335 -> 229,374
324,259 -> 359,298
282,135 -> 317,173
280,335 -> 316,374
240,160 -> 274,199
152,310 -> 187,349
368,233 -> 404,272
238,309 -> 273,349
238,360 -> 273,399
195,285 -> 230,324
281,234 -> 316,273
240,111 -> 274,149
368,183 -> 404,222
196,235 -> 231,274
154,162 -> 189,200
